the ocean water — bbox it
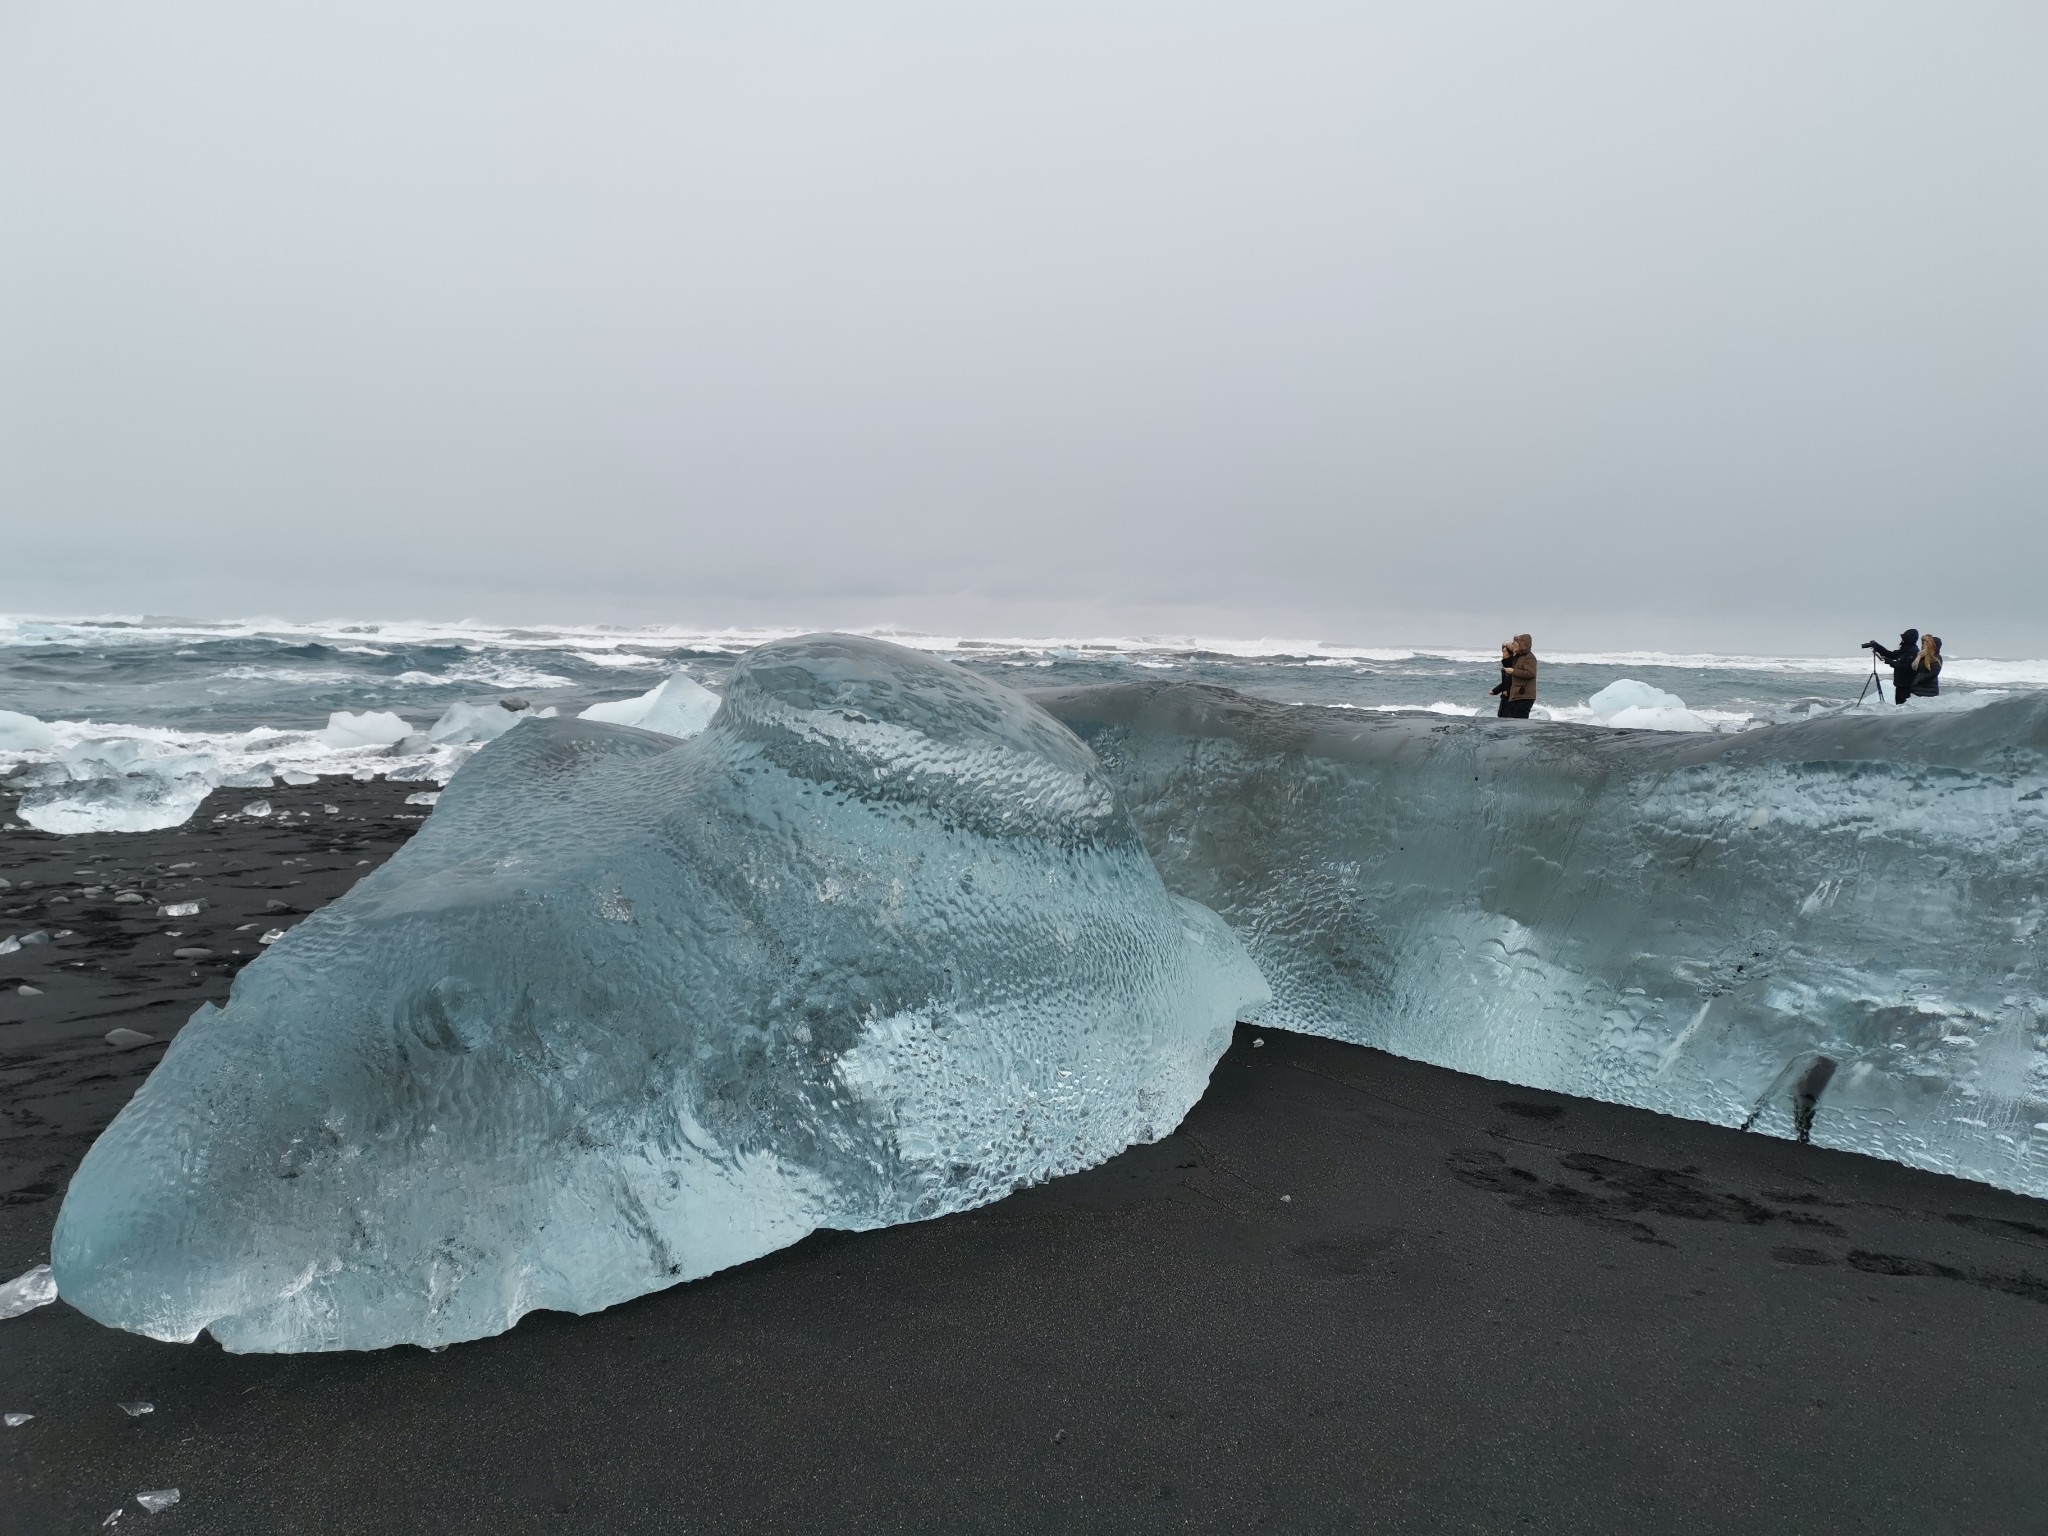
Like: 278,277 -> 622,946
4,613 -> 2041,785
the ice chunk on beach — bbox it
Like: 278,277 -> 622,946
319,710 -> 412,749
578,671 -> 719,738
16,741 -> 221,835
1583,678 -> 1713,732
53,635 -> 1264,1352
0,708 -> 57,752
426,701 -> 525,746
1587,679 -> 1686,718
135,1490 -> 180,1513
0,1263 -> 57,1320
1038,680 -> 2048,1202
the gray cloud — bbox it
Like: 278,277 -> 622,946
3,1 -> 2043,653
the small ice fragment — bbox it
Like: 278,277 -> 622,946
171,947 -> 212,960
104,1510 -> 124,1526
404,791 -> 440,807
320,710 -> 411,749
1253,1037 -> 1265,1047
4,1412 -> 32,1426
259,929 -> 285,945
0,708 -> 58,750
0,1264 -> 58,1319
158,902 -> 200,918
136,1489 -> 180,1513
18,985 -> 42,996
0,937 -> 16,956
323,804 -> 340,814
241,800 -> 272,819
54,930 -> 75,937
20,931 -> 50,946
578,670 -> 719,738
355,859 -> 370,866
281,771 -> 318,786
115,892 -> 146,904
118,1400 -> 154,1416
1280,1194 -> 1292,1202
426,701 -> 523,746
106,1029 -> 157,1050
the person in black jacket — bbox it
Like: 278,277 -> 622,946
1911,634 -> 1943,697
1863,628 -> 1920,705
1486,641 -> 1514,717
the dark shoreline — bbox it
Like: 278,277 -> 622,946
7,785 -> 2048,1532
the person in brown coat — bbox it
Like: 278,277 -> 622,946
1499,634 -> 1537,719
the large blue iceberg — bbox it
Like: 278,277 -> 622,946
1036,682 -> 2048,1196
52,637 -> 1266,1351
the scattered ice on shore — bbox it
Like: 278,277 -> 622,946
118,1400 -> 154,1416
135,1489 -> 180,1513
0,1263 -> 57,1320
578,670 -> 719,737
52,636 -> 1264,1352
106,1029 -> 156,1050
403,791 -> 440,806
3,1412 -> 31,1427
0,688 -> 650,837
158,902 -> 200,918
240,800 -> 272,818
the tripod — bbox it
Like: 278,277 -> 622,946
1850,647 -> 1886,710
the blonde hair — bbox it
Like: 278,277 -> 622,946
1918,634 -> 1941,669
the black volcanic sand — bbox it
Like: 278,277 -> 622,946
6,790 -> 2048,1533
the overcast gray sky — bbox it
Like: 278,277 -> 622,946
3,2 -> 2043,654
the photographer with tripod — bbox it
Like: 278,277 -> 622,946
1861,628 -> 1943,705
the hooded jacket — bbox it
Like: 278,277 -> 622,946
1506,635 -> 1538,702
1872,630 -> 1920,699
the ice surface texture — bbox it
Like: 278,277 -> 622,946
1037,682 -> 2048,1197
54,637 -> 1263,1351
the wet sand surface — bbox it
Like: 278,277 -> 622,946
5,784 -> 2048,1532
